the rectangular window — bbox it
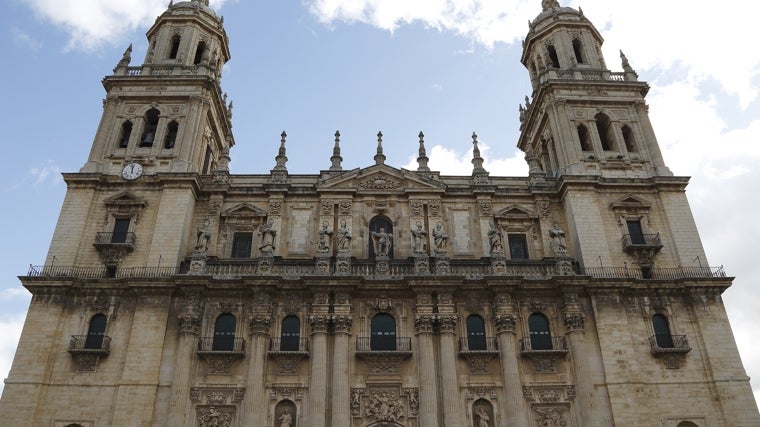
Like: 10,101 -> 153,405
627,220 -> 645,244
202,145 -> 213,174
231,232 -> 253,258
112,218 -> 131,243
508,234 -> 529,260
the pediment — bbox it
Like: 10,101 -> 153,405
317,164 -> 445,193
221,202 -> 268,218
610,194 -> 651,210
494,204 -> 537,219
103,191 -> 146,208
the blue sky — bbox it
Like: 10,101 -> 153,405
2,0 -> 760,406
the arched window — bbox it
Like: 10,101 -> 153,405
572,38 -> 584,64
118,121 -> 133,148
622,125 -> 636,152
169,35 -> 181,59
280,316 -> 301,351
577,124 -> 591,152
368,216 -> 394,259
164,120 -> 179,149
528,313 -> 552,350
212,313 -> 236,351
194,41 -> 207,65
466,315 -> 487,350
652,314 -> 674,348
370,313 -> 396,351
85,314 -> 107,349
140,108 -> 160,147
546,45 -> 560,68
595,113 -> 614,151
677,422 -> 699,427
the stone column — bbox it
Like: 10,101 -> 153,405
563,292 -> 613,426
493,293 -> 530,426
331,314 -> 353,426
414,314 -> 439,427
438,314 -> 462,426
242,314 -> 271,426
166,295 -> 201,426
308,314 -> 329,427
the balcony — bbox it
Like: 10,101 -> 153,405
355,337 -> 412,375
459,337 -> 499,374
68,335 -> 111,356
196,337 -> 245,374
268,338 -> 309,375
94,232 -> 136,250
583,266 -> 725,280
520,336 -> 568,356
622,233 -> 663,253
648,334 -> 692,355
459,337 -> 499,354
68,335 -> 111,372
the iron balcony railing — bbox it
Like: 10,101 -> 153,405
197,337 -> 246,354
24,263 -> 727,281
520,336 -> 568,355
94,232 -> 136,246
356,337 -> 412,353
583,266 -> 725,280
68,335 -> 111,355
268,338 -> 309,354
622,233 -> 663,252
648,334 -> 692,355
459,337 -> 498,353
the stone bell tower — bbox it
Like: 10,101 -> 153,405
81,0 -> 233,177
518,0 -> 672,179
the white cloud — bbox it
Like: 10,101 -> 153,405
28,160 -> 63,187
402,142 -> 527,176
21,0 -> 229,51
11,26 -> 43,50
0,314 -> 27,395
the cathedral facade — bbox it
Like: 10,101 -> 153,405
1,1 -> 758,426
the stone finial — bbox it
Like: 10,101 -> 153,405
374,131 -> 386,165
417,131 -> 430,172
330,130 -> 343,171
620,50 -> 633,72
274,131 -> 288,171
471,132 -> 486,173
117,43 -> 132,68
541,0 -> 560,12
168,0 -> 173,7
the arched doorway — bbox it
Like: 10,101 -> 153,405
370,313 -> 397,351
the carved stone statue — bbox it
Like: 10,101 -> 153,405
195,219 -> 212,252
477,406 -> 490,427
336,219 -> 352,252
279,408 -> 292,427
411,221 -> 427,253
549,222 -> 566,254
317,221 -> 332,253
433,221 -> 448,251
259,219 -> 276,252
371,227 -> 393,256
487,220 -> 504,254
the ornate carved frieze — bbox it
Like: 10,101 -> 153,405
522,385 -> 575,403
272,353 -> 306,375
198,353 -> 244,374
359,174 -> 401,190
190,385 -> 245,405
339,200 -> 352,215
361,354 -> 409,374
434,255 -> 450,275
364,391 -> 405,422
479,200 -> 492,216
465,386 -> 497,400
463,354 -> 493,374
268,200 -> 282,215
532,405 -> 569,427
531,354 -> 559,373
401,388 -> 419,416
413,254 -> 430,274
410,201 -> 423,216
428,201 -> 441,216
536,199 -> 552,219
335,255 -> 351,275
196,405 -> 235,427
563,312 -> 585,332
321,200 -> 333,214
178,296 -> 202,335
282,295 -> 303,316
269,384 -> 306,401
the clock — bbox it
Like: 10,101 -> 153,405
121,162 -> 144,180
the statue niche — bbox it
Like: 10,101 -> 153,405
369,216 -> 394,259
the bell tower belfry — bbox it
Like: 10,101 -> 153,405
82,0 -> 233,176
518,0 -> 671,179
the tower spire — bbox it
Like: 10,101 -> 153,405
471,132 -> 486,173
274,131 -> 288,171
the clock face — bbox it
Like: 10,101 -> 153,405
121,162 -> 143,180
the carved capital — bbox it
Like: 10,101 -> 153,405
493,315 -> 517,334
332,314 -> 353,334
177,297 -> 201,335
414,315 -> 435,334
248,315 -> 271,335
563,312 -> 585,332
438,315 -> 458,334
309,315 -> 329,334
